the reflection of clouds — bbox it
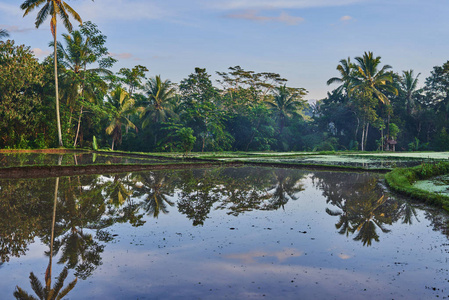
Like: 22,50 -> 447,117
338,253 -> 351,260
225,248 -> 303,263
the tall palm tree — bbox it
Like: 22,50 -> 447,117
0,29 -> 9,39
105,87 -> 137,150
21,0 -> 85,147
141,75 -> 177,127
400,70 -> 420,115
349,52 -> 398,150
265,85 -> 306,134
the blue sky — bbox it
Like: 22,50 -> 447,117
1,0 -> 448,101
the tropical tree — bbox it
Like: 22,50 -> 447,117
0,29 -> 9,39
21,0 -> 89,147
55,22 -> 114,146
349,52 -> 398,150
326,57 -> 353,95
265,85 -> 307,134
141,75 -> 177,127
400,70 -> 421,115
105,87 -> 137,150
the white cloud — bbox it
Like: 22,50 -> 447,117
226,10 -> 304,25
2,25 -> 36,33
109,52 -> 141,61
340,15 -> 353,21
32,48 -> 51,58
207,0 -> 366,10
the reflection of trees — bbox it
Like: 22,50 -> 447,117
133,172 -> 175,218
314,172 -> 417,246
262,169 -> 304,210
177,169 -> 222,226
178,168 -> 306,224
14,178 -> 78,299
51,176 -> 107,279
0,181 -> 44,263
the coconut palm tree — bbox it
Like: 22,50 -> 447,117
350,52 -> 397,105
55,23 -> 113,146
21,0 -> 86,147
105,87 -> 137,150
0,29 -> 9,39
400,70 -> 420,115
349,52 -> 398,150
326,57 -> 353,95
265,85 -> 306,134
141,75 -> 177,127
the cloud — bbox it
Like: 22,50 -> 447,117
2,25 -> 36,33
340,15 -> 354,22
109,52 -> 141,61
77,0 -> 172,22
226,10 -> 304,25
32,48 -> 51,58
225,248 -> 303,264
208,0 -> 366,10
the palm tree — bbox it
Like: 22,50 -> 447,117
141,75 -> 177,127
400,70 -> 420,115
0,29 -> 9,39
105,87 -> 137,150
326,57 -> 353,95
349,52 -> 398,150
14,177 -> 78,300
265,85 -> 306,134
55,24 -> 112,146
21,0 -> 85,147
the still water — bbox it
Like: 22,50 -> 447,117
2,167 -> 449,299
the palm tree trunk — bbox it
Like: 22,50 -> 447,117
364,123 -> 370,150
54,25 -> 63,147
73,105 -> 83,147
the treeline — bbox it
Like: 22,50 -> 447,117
1,22 -> 449,152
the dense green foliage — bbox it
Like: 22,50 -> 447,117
2,22 -> 449,152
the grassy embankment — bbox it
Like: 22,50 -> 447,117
385,162 -> 449,212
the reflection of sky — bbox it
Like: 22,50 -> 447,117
2,171 -> 449,299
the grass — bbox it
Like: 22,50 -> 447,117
385,162 -> 449,212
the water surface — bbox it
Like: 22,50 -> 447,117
2,167 -> 449,299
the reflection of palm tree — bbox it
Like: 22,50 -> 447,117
318,173 -> 400,246
14,177 -> 77,299
134,172 -> 175,218
14,267 -> 77,300
263,169 -> 304,210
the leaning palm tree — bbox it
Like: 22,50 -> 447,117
21,0 -> 86,147
326,57 -> 353,95
105,87 -> 137,150
265,85 -> 306,134
0,29 -> 9,39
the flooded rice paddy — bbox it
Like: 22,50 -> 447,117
0,152 -> 170,167
2,166 -> 449,299
229,154 -> 428,170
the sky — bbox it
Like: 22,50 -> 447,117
1,0 -> 449,101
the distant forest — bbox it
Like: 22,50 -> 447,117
1,22 -> 449,152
